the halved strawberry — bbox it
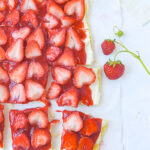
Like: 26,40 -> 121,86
9,62 -> 28,83
57,87 -> 79,107
13,133 -> 30,149
12,112 -> 28,130
5,10 -> 20,26
27,62 -> 45,79
5,38 -> 24,62
47,82 -> 62,100
10,84 -> 26,103
0,47 -> 5,61
28,27 -> 45,49
28,110 -> 48,128
47,0 -> 64,19
8,0 -> 16,10
52,67 -> 72,85
81,118 -> 98,136
0,12 -> 4,23
31,129 -> 51,149
25,80 -> 44,101
74,66 -> 96,88
0,66 -> 9,83
65,28 -> 82,51
46,46 -> 62,62
21,0 -> 38,12
61,16 -> 75,28
55,48 -> 75,67
0,28 -> 7,45
0,0 -> 6,11
12,27 -> 31,40
55,0 -> 69,4
0,84 -> 9,102
50,29 -> 66,47
43,14 -> 59,29
63,112 -> 83,132
64,0 -> 85,21
25,41 -> 42,59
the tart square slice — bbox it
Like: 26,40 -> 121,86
61,110 -> 107,150
9,107 -> 52,150
0,105 -> 4,150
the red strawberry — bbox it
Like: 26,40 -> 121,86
21,0 -> 38,12
28,110 -> 48,128
0,66 -> 9,83
47,82 -> 62,100
0,47 -> 5,61
0,110 -> 4,123
5,38 -> 24,62
28,27 -> 45,49
12,112 -> 28,130
50,29 -> 66,47
25,80 -> 44,101
47,0 -> 64,19
0,12 -> 4,23
101,39 -> 115,55
0,84 -> 9,102
27,62 -> 45,79
55,48 -> 75,67
0,0 -> 6,11
74,66 -> 96,88
104,59 -> 125,80
9,62 -> 28,83
81,119 -> 98,136
57,87 -> 79,107
10,84 -> 26,103
8,0 -> 16,10
55,0 -> 69,4
13,133 -> 30,149
0,28 -> 7,45
5,10 -> 20,26
64,0 -> 85,21
63,112 -> 83,132
46,46 -> 62,62
61,16 -> 75,28
25,41 -> 42,59
12,27 -> 31,40
52,67 -> 72,85
77,137 -> 94,150
65,28 -> 82,51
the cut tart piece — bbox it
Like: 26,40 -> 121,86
0,105 -> 4,150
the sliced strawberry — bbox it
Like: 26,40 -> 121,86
12,27 -> 31,40
28,27 -> 45,49
8,0 -> 16,10
0,84 -> 9,102
5,38 -> 24,62
0,12 -> 4,23
57,87 -> 79,107
63,112 -> 83,132
65,28 -> 82,51
28,110 -> 48,128
43,14 -> 59,29
46,46 -> 62,62
9,62 -> 28,83
27,62 -> 45,79
31,129 -> 51,149
25,41 -> 42,59
0,47 -> 5,61
0,0 -> 6,11
74,66 -> 96,88
21,10 -> 38,28
47,82 -> 62,100
47,0 -> 64,19
0,28 -> 7,45
55,0 -> 69,4
55,48 -> 75,67
25,80 -> 44,101
10,84 -> 26,103
52,67 -> 72,85
64,0 -> 85,21
13,133 -> 30,149
0,66 -> 9,83
0,110 -> 4,123
21,0 -> 38,12
5,10 -> 20,26
61,16 -> 75,28
81,118 -> 98,136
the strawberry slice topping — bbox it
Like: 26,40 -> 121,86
61,16 -> 75,28
0,0 -> 6,11
52,67 -> 72,85
25,80 -> 44,101
57,87 -> 79,107
63,112 -> 83,132
47,82 -> 62,100
0,28 -> 7,45
64,0 -> 85,21
0,66 -> 9,83
10,62 -> 28,83
10,84 -> 26,103
74,66 -> 96,88
0,47 -> 5,61
0,12 -> 4,23
6,38 -> 24,62
28,110 -> 48,128
8,0 -> 16,10
55,0 -> 69,4
21,0 -> 38,12
0,84 -> 9,102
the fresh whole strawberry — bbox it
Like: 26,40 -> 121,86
101,39 -> 115,55
104,59 -> 125,80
